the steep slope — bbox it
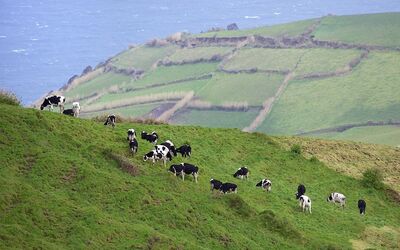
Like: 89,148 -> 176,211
1,103 -> 399,249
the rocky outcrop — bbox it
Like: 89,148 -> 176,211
81,65 -> 93,76
227,23 -> 239,30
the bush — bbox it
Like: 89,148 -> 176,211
362,168 -> 384,190
0,89 -> 21,106
290,144 -> 302,155
309,156 -> 319,163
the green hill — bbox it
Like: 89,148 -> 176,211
1,103 -> 399,249
41,12 -> 400,146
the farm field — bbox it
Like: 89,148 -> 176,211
81,102 -> 163,119
1,102 -> 399,249
166,46 -> 233,63
258,51 -> 400,135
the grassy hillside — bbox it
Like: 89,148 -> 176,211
1,103 -> 400,249
53,12 -> 400,146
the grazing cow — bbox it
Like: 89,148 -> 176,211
143,150 -> 163,163
104,114 -> 116,128
233,167 -> 249,180
358,200 -> 366,215
154,145 -> 173,166
62,109 -> 74,116
210,178 -> 223,192
256,179 -> 272,191
176,144 -> 191,158
160,140 -> 177,156
327,192 -> 346,208
169,164 -> 184,176
219,183 -> 238,194
141,131 -> 158,145
127,129 -> 136,141
296,184 -> 306,199
72,102 -> 80,117
129,138 -> 138,155
299,195 -> 312,213
181,163 -> 199,182
40,95 -> 66,113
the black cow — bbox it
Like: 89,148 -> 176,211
182,163 -> 199,182
210,178 -> 223,191
358,200 -> 366,215
176,144 -> 191,158
127,129 -> 136,141
62,109 -> 74,116
129,138 -> 138,154
256,179 -> 272,191
40,95 -> 66,113
169,164 -> 184,176
104,114 -> 116,128
141,131 -> 158,145
296,184 -> 306,199
233,167 -> 249,180
160,140 -> 177,156
219,183 -> 237,194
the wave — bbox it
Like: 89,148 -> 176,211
0,35 -> 7,38
244,15 -> 260,19
273,12 -> 281,15
12,49 -> 27,53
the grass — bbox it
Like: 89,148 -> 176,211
81,102 -> 163,118
258,51 -> 400,134
1,103 -> 399,248
171,109 -> 259,129
194,19 -> 317,38
167,46 -> 233,63
313,125 -> 400,147
109,45 -> 177,70
223,48 -> 306,72
313,12 -> 400,48
197,72 -> 284,105
64,72 -> 132,99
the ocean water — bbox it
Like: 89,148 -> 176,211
1,0 -> 400,105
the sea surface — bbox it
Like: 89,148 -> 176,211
1,0 -> 400,105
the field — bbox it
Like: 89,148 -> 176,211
80,102 -> 163,119
258,51 -> 400,134
313,12 -> 400,48
1,103 -> 400,249
313,125 -> 400,147
167,46 -> 233,63
171,109 -> 259,129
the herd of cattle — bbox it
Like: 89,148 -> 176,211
40,94 -> 367,215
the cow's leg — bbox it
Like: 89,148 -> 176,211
182,171 -> 185,181
194,173 -> 198,183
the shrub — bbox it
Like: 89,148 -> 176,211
290,144 -> 302,155
309,156 -> 319,163
0,89 -> 21,106
362,168 -> 384,190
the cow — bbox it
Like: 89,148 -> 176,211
296,184 -> 306,199
181,163 -> 199,182
40,95 -> 66,113
358,199 -> 366,215
104,114 -> 116,128
141,131 -> 158,145
160,140 -> 177,157
143,150 -> 163,164
219,183 -> 238,194
299,195 -> 312,213
327,192 -> 346,208
176,144 -> 191,158
256,179 -> 272,191
210,178 -> 223,192
127,129 -> 136,141
233,167 -> 249,180
154,145 -> 173,166
62,109 -> 74,116
168,164 -> 184,176
72,102 -> 80,117
129,138 -> 138,155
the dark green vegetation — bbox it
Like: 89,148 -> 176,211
1,103 -> 399,249
0,89 -> 21,106
46,12 -> 400,147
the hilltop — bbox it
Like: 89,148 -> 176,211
38,12 -> 400,146
1,102 -> 399,249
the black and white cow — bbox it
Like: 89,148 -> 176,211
129,138 -> 138,155
72,102 -> 80,117
40,95 -> 66,113
358,199 -> 366,215
327,192 -> 346,208
169,164 -> 184,176
160,140 -> 177,157
296,184 -> 306,199
181,163 -> 199,182
143,150 -> 163,163
299,195 -> 312,213
233,167 -> 249,180
210,179 -> 223,192
104,114 -> 116,128
154,145 -> 173,166
256,179 -> 272,191
141,131 -> 158,145
219,183 -> 238,194
62,109 -> 74,116
127,129 -> 136,141
176,144 -> 191,158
